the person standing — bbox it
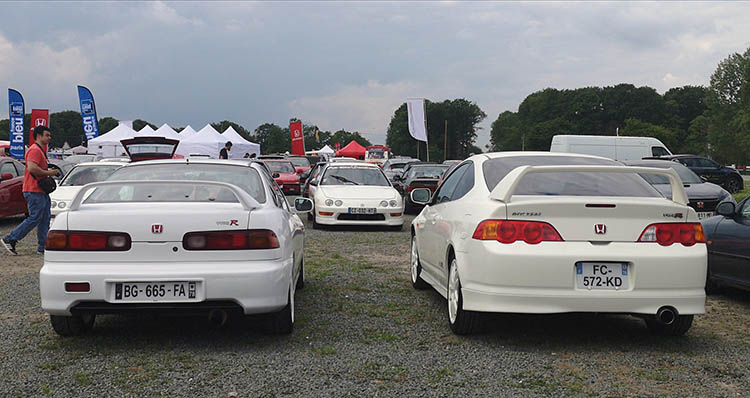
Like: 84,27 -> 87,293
219,141 -> 232,159
2,126 -> 57,255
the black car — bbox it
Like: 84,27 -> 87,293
624,160 -> 735,219
397,164 -> 450,213
654,155 -> 744,194
701,197 -> 750,292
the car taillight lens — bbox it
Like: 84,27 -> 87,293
472,220 -> 563,244
638,223 -> 705,246
182,230 -> 280,250
45,231 -> 132,251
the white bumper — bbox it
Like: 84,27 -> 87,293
39,258 -> 292,316
456,241 -> 707,315
315,204 -> 404,226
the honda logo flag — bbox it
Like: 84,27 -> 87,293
406,98 -> 427,142
77,85 -> 99,141
290,120 -> 305,155
29,109 -> 49,150
8,89 -> 25,160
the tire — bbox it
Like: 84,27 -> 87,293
447,258 -> 481,335
725,177 -> 743,194
50,314 -> 95,337
403,196 -> 415,215
296,256 -> 305,290
307,213 -> 313,221
267,288 -> 294,335
645,314 -> 694,336
410,235 -> 429,290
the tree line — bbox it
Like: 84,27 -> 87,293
0,113 -> 371,154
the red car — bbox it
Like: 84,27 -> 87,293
0,157 -> 27,218
287,156 -> 311,176
263,160 -> 301,196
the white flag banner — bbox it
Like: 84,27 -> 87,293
406,98 -> 427,142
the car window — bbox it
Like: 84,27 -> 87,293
651,147 -> 670,157
84,182 -> 241,204
266,161 -> 296,173
434,163 -> 469,204
321,167 -> 390,186
450,163 -> 474,200
13,161 -> 25,175
60,165 -> 121,186
699,158 -> 720,168
483,156 -> 661,198
680,158 -> 699,167
741,200 -> 750,218
1,162 -> 18,177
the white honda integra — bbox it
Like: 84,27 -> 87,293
40,160 -> 312,336
310,162 -> 404,230
409,152 -> 707,336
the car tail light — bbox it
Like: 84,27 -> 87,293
182,230 -> 280,250
65,282 -> 90,292
637,223 -> 705,246
45,230 -> 132,251
472,220 -> 563,244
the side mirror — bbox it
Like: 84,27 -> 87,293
294,197 -> 313,213
410,188 -> 431,205
272,172 -> 280,178
1,173 -> 13,181
309,179 -> 318,186
716,201 -> 736,217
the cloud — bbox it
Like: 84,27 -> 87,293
143,1 -> 204,26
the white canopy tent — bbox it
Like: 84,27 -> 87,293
178,125 -> 197,138
222,126 -> 260,158
137,125 -> 156,136
307,144 -> 335,160
87,123 -> 137,157
153,123 -> 181,140
175,124 -> 225,158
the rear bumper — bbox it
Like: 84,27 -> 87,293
455,241 -> 707,315
39,259 -> 292,316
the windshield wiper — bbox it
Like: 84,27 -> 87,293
331,175 -> 359,185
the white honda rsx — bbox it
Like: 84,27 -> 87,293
39,160 -> 312,336
409,152 -> 707,336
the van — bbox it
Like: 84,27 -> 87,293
549,135 -> 672,161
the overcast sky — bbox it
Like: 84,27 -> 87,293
2,1 -> 749,148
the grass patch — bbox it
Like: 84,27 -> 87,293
40,384 -> 51,395
74,372 -> 93,386
427,367 -> 455,384
732,181 -> 749,202
634,368 -> 670,382
37,362 -> 66,371
510,371 -> 557,394
312,345 -> 337,356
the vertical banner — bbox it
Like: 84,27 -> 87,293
289,120 -> 305,155
29,109 -> 50,150
8,88 -> 25,159
406,98 -> 428,142
77,85 -> 99,141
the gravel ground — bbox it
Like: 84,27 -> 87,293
1,213 -> 750,397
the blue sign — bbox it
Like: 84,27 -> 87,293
8,89 -> 25,160
77,85 -> 99,140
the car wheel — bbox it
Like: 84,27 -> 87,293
267,287 -> 294,335
296,256 -> 305,290
725,177 -> 743,194
645,314 -> 693,336
50,314 -> 95,337
410,235 -> 429,290
447,258 -> 481,335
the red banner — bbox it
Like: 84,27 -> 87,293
29,109 -> 50,151
289,120 -> 305,155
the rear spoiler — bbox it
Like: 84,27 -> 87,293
489,165 -> 688,205
68,180 -> 261,212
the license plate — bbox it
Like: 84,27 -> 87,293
575,262 -> 629,290
113,282 -> 198,302
348,207 -> 376,214
697,211 -> 714,220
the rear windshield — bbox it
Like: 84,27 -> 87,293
483,156 -> 661,197
322,167 -> 390,186
61,165 -> 121,186
108,163 -> 266,203
408,166 -> 448,179
288,158 -> 310,168
83,182 -> 240,204
266,161 -> 296,173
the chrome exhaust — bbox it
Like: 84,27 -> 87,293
208,309 -> 228,326
656,307 -> 676,325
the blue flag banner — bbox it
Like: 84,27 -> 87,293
8,88 -> 25,159
77,85 -> 99,140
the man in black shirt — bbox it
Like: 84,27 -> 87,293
219,141 -> 232,159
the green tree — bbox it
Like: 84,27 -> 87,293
490,111 -> 522,151
329,129 -> 372,148
98,117 -> 119,135
253,123 -> 290,154
132,119 -> 157,131
211,120 -> 254,141
619,118 -> 678,150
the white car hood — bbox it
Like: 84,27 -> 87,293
319,185 -> 398,200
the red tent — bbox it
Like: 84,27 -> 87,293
335,140 -> 366,159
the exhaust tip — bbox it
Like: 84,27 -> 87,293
208,309 -> 229,327
656,307 -> 677,325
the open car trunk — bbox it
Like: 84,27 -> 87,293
121,137 -> 180,162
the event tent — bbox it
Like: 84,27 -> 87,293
87,123 -> 137,157
154,123 -> 181,140
222,126 -> 260,158
306,145 -> 335,160
178,125 -> 197,138
335,140 -> 366,159
137,125 -> 156,136
175,124 -> 225,158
